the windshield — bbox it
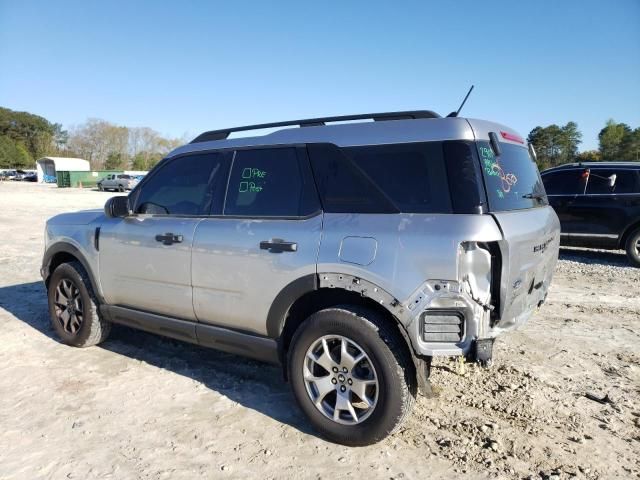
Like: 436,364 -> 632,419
477,141 -> 547,211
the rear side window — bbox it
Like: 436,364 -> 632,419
478,141 -> 547,211
541,170 -> 586,195
133,152 -> 228,215
344,142 -> 452,214
224,147 -> 318,217
308,142 -> 455,214
307,143 -> 397,213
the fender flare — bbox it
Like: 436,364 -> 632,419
41,242 -> 105,303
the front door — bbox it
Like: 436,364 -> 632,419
99,151 -> 230,319
192,146 -> 322,336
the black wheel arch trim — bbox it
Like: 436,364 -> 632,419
42,243 -> 105,303
266,273 -> 318,338
268,272 -> 419,359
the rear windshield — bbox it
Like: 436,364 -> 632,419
477,141 -> 547,211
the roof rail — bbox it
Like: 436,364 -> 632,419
190,110 -> 441,143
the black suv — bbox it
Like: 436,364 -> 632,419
541,162 -> 640,266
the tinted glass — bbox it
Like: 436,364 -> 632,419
345,142 -> 452,214
224,148 -> 316,217
541,170 -> 586,195
443,141 -> 484,213
586,168 -> 640,194
478,141 -> 547,211
134,152 -> 227,215
307,143 -> 397,213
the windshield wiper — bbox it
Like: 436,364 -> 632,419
522,192 -> 546,201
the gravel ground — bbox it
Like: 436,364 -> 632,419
0,182 -> 638,480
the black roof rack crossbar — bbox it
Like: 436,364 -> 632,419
190,110 -> 441,143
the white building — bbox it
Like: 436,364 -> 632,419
36,157 -> 90,183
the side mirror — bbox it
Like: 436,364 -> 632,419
104,196 -> 131,218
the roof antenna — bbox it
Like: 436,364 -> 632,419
447,85 -> 474,118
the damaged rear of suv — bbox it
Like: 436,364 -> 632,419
42,111 -> 559,446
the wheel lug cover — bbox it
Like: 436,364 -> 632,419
332,367 -> 339,373
331,378 -> 337,384
342,367 -> 348,373
348,378 -> 353,385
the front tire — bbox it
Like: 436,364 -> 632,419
288,306 -> 416,446
625,228 -> 640,267
118,185 -> 125,192
47,261 -> 111,347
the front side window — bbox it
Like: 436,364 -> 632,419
224,148 -> 317,217
133,152 -> 227,215
541,170 -> 586,195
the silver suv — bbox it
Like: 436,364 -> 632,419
41,111 -> 560,445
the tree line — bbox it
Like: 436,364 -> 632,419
0,106 -> 183,170
2,105 -> 639,172
528,119 -> 640,170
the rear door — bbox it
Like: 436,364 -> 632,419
99,151 -> 230,320
541,168 -> 587,240
192,146 -> 322,336
477,140 -> 560,328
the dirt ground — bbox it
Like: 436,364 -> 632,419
0,181 -> 638,480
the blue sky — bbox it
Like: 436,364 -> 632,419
1,0 -> 638,150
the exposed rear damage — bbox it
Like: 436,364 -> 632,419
401,119 -> 560,365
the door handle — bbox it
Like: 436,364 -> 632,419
259,238 -> 298,253
155,233 -> 183,245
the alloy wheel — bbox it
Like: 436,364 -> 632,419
53,278 -> 84,334
303,335 -> 379,425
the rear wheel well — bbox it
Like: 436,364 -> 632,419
278,288 -> 416,378
620,222 -> 640,249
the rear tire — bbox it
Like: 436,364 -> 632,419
47,261 -> 111,347
288,306 -> 416,446
625,228 -> 640,267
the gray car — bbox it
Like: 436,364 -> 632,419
97,174 -> 138,192
41,111 -> 560,445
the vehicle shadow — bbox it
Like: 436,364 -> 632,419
559,247 -> 632,268
0,281 -> 314,437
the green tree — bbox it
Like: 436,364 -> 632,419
620,127 -> 640,161
528,122 -> 583,169
0,135 -> 32,168
598,119 -> 630,160
104,152 -> 125,170
14,143 -> 33,168
576,150 -> 600,162
560,121 -> 582,163
0,135 -> 15,168
0,107 -> 55,159
131,153 -> 147,170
